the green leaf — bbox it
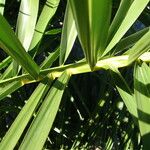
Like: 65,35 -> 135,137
0,13 -> 40,79
29,0 -> 60,51
128,29 -> 150,64
69,0 -> 111,69
45,28 -> 61,35
16,0 -> 39,51
104,0 -> 149,56
19,71 -> 70,150
107,0 -> 133,44
13,0 -> 39,75
0,63 -> 14,80
0,57 -> 12,70
0,47 -> 60,101
110,69 -> 138,120
134,63 -> 150,148
59,2 -> 77,65
0,0 -> 5,15
115,27 -> 149,55
41,47 -> 60,69
0,80 -> 52,150
0,80 -> 23,101
0,47 -> 59,101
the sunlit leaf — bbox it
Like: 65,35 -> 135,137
107,0 -> 133,44
0,13 -> 40,78
16,0 -> 39,51
115,27 -> 149,55
0,63 -> 14,80
128,29 -> 150,64
110,68 -> 138,120
60,2 -> 77,65
0,47 -> 59,101
29,0 -> 60,51
134,63 -> 150,148
0,80 -> 23,101
0,80 -> 52,150
19,71 -> 70,150
41,47 -> 60,69
0,0 -> 5,15
0,57 -> 12,70
45,28 -> 61,35
69,0 -> 111,69
104,0 -> 149,56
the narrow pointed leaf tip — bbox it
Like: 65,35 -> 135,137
69,0 -> 111,70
